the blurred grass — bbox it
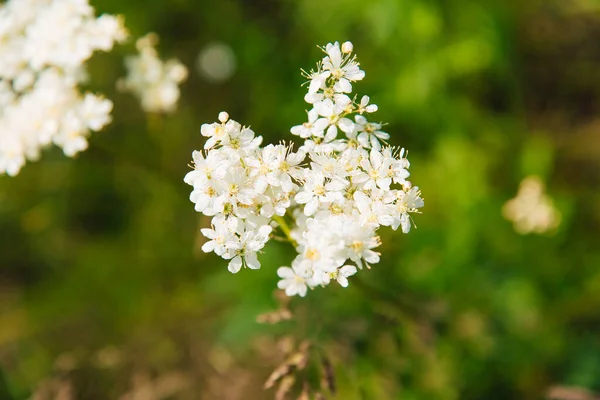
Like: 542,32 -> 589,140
1,0 -> 600,399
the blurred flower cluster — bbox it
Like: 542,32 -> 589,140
503,175 -> 561,234
0,0 -> 127,176
118,33 -> 188,113
185,41 -> 424,297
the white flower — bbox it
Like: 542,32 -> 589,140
201,216 -> 237,256
392,186 -> 424,233
357,95 -> 378,114
189,180 -> 224,215
335,265 -> 357,287
340,218 -> 381,269
118,33 -> 187,113
217,166 -> 257,207
502,176 -> 560,234
386,147 -> 411,185
185,41 -> 423,297
354,148 -> 393,191
354,115 -> 389,150
183,150 -> 230,187
290,109 -> 328,138
225,224 -> 272,273
0,0 -> 126,176
309,152 -> 347,179
353,190 -> 394,227
313,96 -> 355,141
322,41 -> 365,92
307,71 -> 331,95
261,144 -> 304,192
220,126 -> 263,158
295,170 -> 345,216
277,265 -> 308,297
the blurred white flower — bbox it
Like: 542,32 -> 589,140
0,0 -> 127,176
503,176 -> 561,234
118,33 -> 188,113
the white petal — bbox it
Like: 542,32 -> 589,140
228,256 -> 242,273
295,191 -> 313,204
325,125 -> 338,142
304,199 -> 318,216
202,241 -> 216,253
338,118 -> 355,134
340,265 -> 357,277
277,267 -> 295,279
333,78 -> 352,93
337,276 -> 349,287
245,253 -> 261,270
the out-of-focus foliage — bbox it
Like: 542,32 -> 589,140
1,0 -> 600,399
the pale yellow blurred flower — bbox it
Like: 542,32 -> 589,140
503,175 -> 561,234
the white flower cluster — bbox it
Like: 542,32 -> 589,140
185,41 -> 424,297
0,0 -> 127,176
118,33 -> 188,113
502,175 -> 561,234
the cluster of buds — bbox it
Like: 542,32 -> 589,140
0,0 -> 127,176
184,41 -> 424,296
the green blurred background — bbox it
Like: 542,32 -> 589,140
2,0 -> 600,398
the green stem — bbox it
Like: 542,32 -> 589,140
273,215 -> 297,248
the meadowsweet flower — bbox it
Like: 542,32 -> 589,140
185,41 -> 424,296
118,33 -> 188,113
335,265 -> 357,287
225,224 -> 273,273
290,109 -> 328,139
354,148 -> 394,191
277,264 -> 309,297
503,176 -> 560,234
0,0 -> 127,176
354,115 -> 389,150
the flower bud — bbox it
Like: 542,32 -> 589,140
341,41 -> 354,54
218,111 -> 229,123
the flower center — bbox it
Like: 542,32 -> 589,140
329,203 -> 343,214
314,185 -> 326,196
214,126 -> 225,138
349,240 -> 364,253
364,123 -> 375,134
206,186 -> 217,197
305,248 -> 320,261
229,138 -> 240,149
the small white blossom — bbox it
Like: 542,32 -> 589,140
201,217 -> 237,256
354,115 -> 389,150
357,95 -> 378,114
502,176 -> 560,234
290,109 -> 328,138
335,265 -> 357,287
277,264 -> 309,297
392,186 -> 424,233
322,41 -> 365,91
118,33 -> 188,113
354,148 -> 393,191
225,224 -> 272,273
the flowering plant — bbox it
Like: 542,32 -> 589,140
184,41 -> 424,297
0,0 -> 127,176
